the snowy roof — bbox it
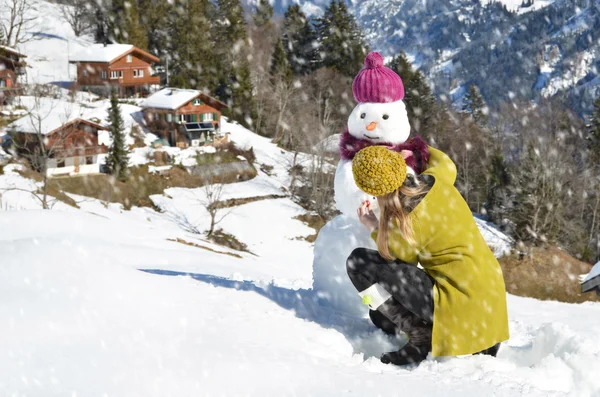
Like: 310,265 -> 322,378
7,100 -> 105,135
141,88 -> 228,111
0,45 -> 26,58
141,88 -> 200,110
68,44 -> 159,64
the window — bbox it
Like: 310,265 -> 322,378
166,113 -> 172,123
86,156 -> 94,165
82,70 -> 88,77
133,69 -> 144,78
201,113 -> 214,122
0,80 -> 5,87
101,71 -> 107,79
192,98 -> 204,106
110,70 -> 123,79
126,54 -> 132,63
179,114 -> 185,123
57,159 -> 65,168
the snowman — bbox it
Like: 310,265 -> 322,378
312,52 -> 429,317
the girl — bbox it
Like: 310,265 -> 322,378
346,145 -> 509,366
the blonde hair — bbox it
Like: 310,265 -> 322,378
376,177 -> 430,260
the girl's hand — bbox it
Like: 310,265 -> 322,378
357,200 -> 379,232
400,150 -> 413,159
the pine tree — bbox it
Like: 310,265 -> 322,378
105,90 -> 129,181
270,37 -> 293,85
167,0 -> 216,90
92,0 -> 109,44
253,0 -> 273,28
231,59 -> 257,128
139,0 -> 170,53
124,0 -> 148,49
314,0 -> 367,77
589,97 -> 600,165
462,84 -> 488,126
215,0 -> 246,46
214,0 -> 256,127
388,52 -> 436,136
282,4 -> 317,75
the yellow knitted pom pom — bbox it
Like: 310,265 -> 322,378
352,146 -> 407,197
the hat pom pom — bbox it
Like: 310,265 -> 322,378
364,52 -> 383,69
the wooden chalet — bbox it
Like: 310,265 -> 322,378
141,88 -> 228,148
69,44 -> 160,98
0,46 -> 26,105
8,111 -> 108,177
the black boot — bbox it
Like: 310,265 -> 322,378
376,298 -> 432,366
475,343 -> 500,357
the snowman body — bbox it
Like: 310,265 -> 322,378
312,99 -> 413,317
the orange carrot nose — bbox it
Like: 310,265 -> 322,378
366,122 -> 377,131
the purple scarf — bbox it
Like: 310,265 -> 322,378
339,129 -> 430,175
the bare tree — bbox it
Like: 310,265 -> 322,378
60,0 -> 93,37
197,180 -> 234,238
4,87 -> 82,209
247,21 -> 277,137
1,0 -> 37,47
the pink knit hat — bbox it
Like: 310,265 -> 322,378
352,52 -> 405,103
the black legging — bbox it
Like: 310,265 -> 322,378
346,247 -> 435,323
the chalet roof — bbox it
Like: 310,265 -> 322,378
141,88 -> 228,110
0,45 -> 26,58
8,104 -> 107,136
69,44 -> 159,64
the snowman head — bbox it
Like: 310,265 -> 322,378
348,100 -> 411,144
349,52 -> 410,144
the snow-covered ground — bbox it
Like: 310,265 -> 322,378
2,117 -> 600,396
2,207 -> 600,397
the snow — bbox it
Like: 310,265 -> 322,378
141,87 -> 201,110
1,0 -> 95,83
541,50 -> 595,98
480,0 -> 556,14
7,98 -> 100,135
0,45 -> 24,56
68,44 -> 134,63
314,133 -> 340,154
474,216 -> 513,257
1,206 -> 600,396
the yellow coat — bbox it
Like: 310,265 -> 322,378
372,147 -> 509,357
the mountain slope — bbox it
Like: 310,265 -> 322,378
260,0 -> 599,114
